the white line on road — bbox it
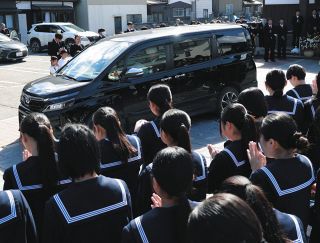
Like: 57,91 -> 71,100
0,67 -> 48,75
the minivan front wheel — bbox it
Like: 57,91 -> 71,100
30,39 -> 41,53
218,87 -> 239,113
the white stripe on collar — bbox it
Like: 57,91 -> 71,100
53,179 -> 128,224
291,89 -> 312,102
268,96 -> 298,115
150,121 -> 161,138
0,191 -> 17,224
288,214 -> 304,243
193,152 -> 207,182
260,155 -> 314,197
223,148 -> 246,167
100,135 -> 142,169
12,165 -> 71,190
311,104 -> 316,118
134,216 -> 149,243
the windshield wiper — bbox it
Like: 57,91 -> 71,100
57,73 -> 77,81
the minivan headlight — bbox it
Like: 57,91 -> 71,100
44,98 -> 75,111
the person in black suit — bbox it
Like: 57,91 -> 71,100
292,10 -> 304,47
264,19 -> 276,62
48,33 -> 64,59
277,19 -> 288,59
308,9 -> 320,37
69,35 -> 84,57
124,22 -> 135,33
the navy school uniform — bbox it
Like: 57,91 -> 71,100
250,154 -> 314,228
135,151 -> 207,216
274,209 -> 306,243
310,170 -> 320,243
304,98 -> 320,129
99,135 -> 143,202
208,140 -> 252,193
286,84 -> 313,103
265,95 -> 305,132
137,118 -> 166,167
3,156 -> 71,234
0,190 -> 38,243
122,201 -> 199,243
42,175 -> 132,243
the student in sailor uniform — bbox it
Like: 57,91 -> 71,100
3,113 -> 70,235
135,84 -> 173,167
122,146 -> 194,243
305,72 -> 320,127
188,193 -> 263,243
220,176 -> 306,243
248,113 -> 315,228
0,190 -> 38,243
92,107 -> 142,205
43,124 -> 132,243
286,64 -> 313,103
136,109 -> 207,215
207,103 -> 258,193
264,69 -> 305,132
310,170 -> 320,242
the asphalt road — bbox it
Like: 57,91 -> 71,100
0,53 -> 319,187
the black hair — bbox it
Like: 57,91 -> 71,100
260,113 -> 309,152
220,176 -> 288,243
188,193 -> 262,243
74,34 -> 80,39
50,56 -> 58,61
265,69 -> 287,98
238,87 -> 268,118
160,109 -> 192,152
58,124 -> 100,179
147,84 -> 172,117
316,72 -> 320,98
127,22 -> 133,25
98,28 -> 105,32
286,64 -> 306,81
92,107 -> 136,163
55,33 -> 62,39
152,147 -> 194,243
220,103 -> 257,150
20,113 -> 58,192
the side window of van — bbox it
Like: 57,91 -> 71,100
216,29 -> 248,55
173,38 -> 211,67
126,45 -> 167,76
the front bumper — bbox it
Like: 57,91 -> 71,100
0,49 -> 28,60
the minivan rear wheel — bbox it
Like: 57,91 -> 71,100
218,87 -> 239,113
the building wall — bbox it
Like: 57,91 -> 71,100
74,0 -> 89,30
87,4 -> 147,35
87,0 -> 147,4
213,0 -> 243,16
195,0 -> 212,18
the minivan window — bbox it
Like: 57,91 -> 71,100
62,24 -> 85,33
57,40 -> 131,81
126,45 -> 167,76
34,25 -> 50,33
216,29 -> 248,55
173,38 -> 211,67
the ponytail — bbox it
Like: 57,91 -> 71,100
93,107 -> 136,163
221,104 -> 257,150
265,69 -> 286,98
160,109 -> 192,152
20,113 -> 58,192
273,89 -> 283,98
261,113 -> 309,152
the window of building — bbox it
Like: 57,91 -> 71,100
127,14 -> 142,24
126,45 -> 167,76
173,38 -> 211,67
203,9 -> 208,19
186,8 -> 191,17
5,15 -> 14,29
226,4 -> 234,15
173,8 -> 185,17
216,29 -> 248,55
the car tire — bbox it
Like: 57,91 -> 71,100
30,39 -> 41,53
217,87 -> 239,113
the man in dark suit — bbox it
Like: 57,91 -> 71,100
264,19 -> 276,62
308,9 -> 320,37
124,22 -> 135,33
291,10 -> 304,47
277,18 -> 288,59
48,33 -> 64,58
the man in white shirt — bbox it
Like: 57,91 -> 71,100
58,49 -> 72,68
50,56 -> 59,75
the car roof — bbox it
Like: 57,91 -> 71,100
108,24 -> 244,43
33,22 -> 73,26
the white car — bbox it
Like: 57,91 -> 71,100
27,22 -> 99,53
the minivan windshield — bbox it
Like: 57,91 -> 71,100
57,40 -> 131,81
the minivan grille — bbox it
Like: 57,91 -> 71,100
21,93 -> 46,112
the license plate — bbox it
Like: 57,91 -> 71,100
16,52 -> 23,57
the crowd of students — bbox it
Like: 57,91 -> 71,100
1,64 -> 320,243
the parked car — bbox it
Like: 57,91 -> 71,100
19,24 -> 256,133
0,33 -> 28,61
27,22 -> 99,53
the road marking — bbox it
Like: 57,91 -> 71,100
0,67 -> 48,75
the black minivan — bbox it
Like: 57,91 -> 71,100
19,24 -> 257,131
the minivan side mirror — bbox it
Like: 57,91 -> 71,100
125,68 -> 144,79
